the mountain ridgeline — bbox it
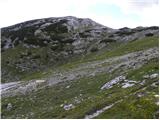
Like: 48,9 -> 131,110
1,16 -> 158,83
1,16 -> 159,119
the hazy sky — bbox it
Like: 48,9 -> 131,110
0,0 -> 159,28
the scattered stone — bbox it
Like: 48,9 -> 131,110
154,95 -> 159,106
29,112 -> 34,117
151,82 -> 158,87
7,103 -> 12,111
122,80 -> 137,88
63,104 -> 75,110
35,80 -> 45,83
137,93 -> 145,97
122,82 -> 135,88
143,73 -> 158,79
101,75 -> 126,90
154,95 -> 159,98
74,99 -> 81,104
66,85 -> 70,89
60,104 -> 64,107
140,80 -> 146,85
150,73 -> 158,79
143,75 -> 150,79
90,72 -> 96,77
155,101 -> 159,106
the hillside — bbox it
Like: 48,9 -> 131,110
1,16 -> 159,119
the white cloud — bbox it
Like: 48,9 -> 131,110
116,0 -> 159,27
138,5 -> 159,27
0,0 -> 159,28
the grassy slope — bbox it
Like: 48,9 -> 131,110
1,36 -> 159,119
58,36 -> 158,70
1,36 -> 158,83
1,44 -> 55,83
1,58 -> 158,119
96,58 -> 159,119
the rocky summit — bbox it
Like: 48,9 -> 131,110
1,16 -> 159,119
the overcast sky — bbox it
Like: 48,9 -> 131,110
0,0 -> 159,28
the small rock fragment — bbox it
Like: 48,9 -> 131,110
122,83 -> 135,88
60,104 -> 64,107
66,85 -> 70,89
154,95 -> 159,98
63,104 -> 75,110
121,80 -> 137,88
35,80 -> 45,83
101,75 -> 126,90
143,73 -> 158,79
137,93 -> 145,97
7,103 -> 12,111
150,73 -> 158,79
143,75 -> 150,79
140,80 -> 145,85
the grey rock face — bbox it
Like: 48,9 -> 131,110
107,26 -> 159,42
1,16 -> 159,83
101,76 -> 126,90
1,16 -> 114,82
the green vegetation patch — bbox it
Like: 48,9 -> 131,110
59,36 -> 158,70
1,57 -> 159,118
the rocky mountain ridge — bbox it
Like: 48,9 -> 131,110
1,16 -> 159,119
1,16 -> 158,83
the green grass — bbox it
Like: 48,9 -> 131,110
95,58 -> 159,119
96,93 -> 158,119
1,36 -> 158,83
1,58 -> 158,119
96,36 -> 158,60
58,36 -> 158,70
1,44 -> 56,83
127,58 -> 159,81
